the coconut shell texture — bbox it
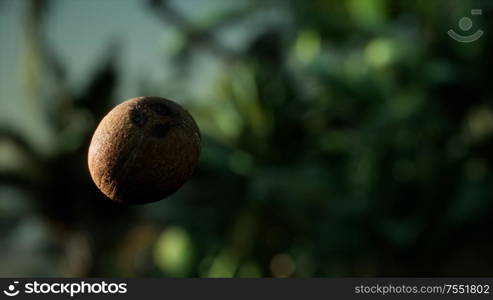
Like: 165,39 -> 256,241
88,96 -> 201,204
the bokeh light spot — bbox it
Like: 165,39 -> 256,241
228,150 -> 254,175
294,30 -> 321,64
269,253 -> 295,278
365,38 -> 395,67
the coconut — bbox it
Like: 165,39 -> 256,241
88,96 -> 201,204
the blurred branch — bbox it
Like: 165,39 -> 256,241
22,0 -> 49,108
75,42 -> 120,121
148,0 -> 250,59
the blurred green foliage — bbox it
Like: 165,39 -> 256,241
1,0 -> 493,277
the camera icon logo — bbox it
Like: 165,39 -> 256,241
3,281 -> 20,297
448,9 -> 484,43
